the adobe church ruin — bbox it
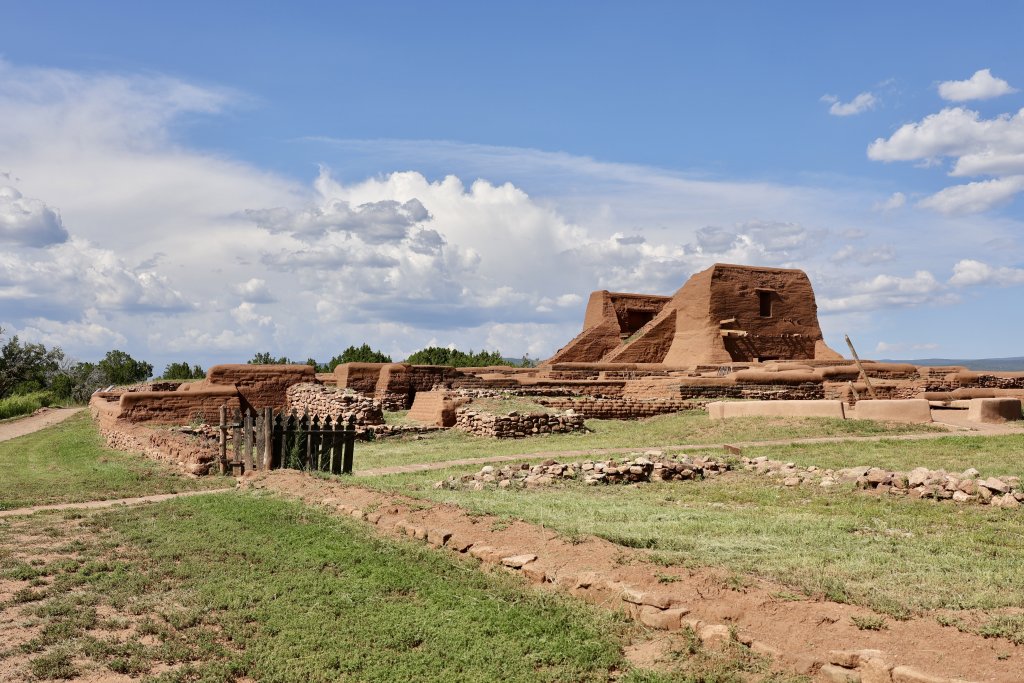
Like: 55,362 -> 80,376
548,263 -> 842,366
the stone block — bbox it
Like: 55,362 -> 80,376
891,666 -> 947,683
708,399 -> 845,420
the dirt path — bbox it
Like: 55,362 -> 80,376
0,487 -> 236,518
250,471 -> 1021,682
0,406 -> 84,443
357,420 -> 1024,476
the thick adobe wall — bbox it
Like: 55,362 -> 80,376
601,309 -> 677,364
113,386 -> 241,424
663,264 -> 841,366
546,291 -> 671,365
206,364 -> 316,412
334,363 -> 388,395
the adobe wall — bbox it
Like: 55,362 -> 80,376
407,390 -> 470,427
206,364 -> 316,411
112,386 -> 241,424
548,291 -> 671,364
663,264 -> 841,365
334,363 -> 387,395
538,396 -> 697,419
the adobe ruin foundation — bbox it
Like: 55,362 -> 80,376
90,263 -> 1024,460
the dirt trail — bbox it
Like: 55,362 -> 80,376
0,488 -> 235,518
248,471 -> 1022,683
357,420 -> 1024,476
0,406 -> 84,443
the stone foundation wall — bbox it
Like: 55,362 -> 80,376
454,410 -> 586,438
90,400 -> 219,474
285,383 -> 383,424
537,396 -> 697,419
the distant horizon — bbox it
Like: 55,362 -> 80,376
2,2 -> 1023,368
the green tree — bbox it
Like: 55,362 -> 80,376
97,350 -> 153,386
248,352 -> 295,365
323,344 -> 393,371
404,346 -> 512,368
0,328 -> 65,398
50,361 -> 106,402
162,362 -> 205,380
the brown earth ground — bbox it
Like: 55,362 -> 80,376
247,470 -> 1023,682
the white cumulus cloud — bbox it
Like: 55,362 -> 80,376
821,92 -> 878,116
949,258 -> 1024,286
938,69 -> 1017,102
0,185 -> 68,247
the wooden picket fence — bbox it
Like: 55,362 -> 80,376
217,406 -> 356,476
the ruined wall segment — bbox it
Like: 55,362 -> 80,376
547,291 -> 671,364
205,364 -> 316,411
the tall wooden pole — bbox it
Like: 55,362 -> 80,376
844,334 -> 878,400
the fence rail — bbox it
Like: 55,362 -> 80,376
217,406 -> 356,476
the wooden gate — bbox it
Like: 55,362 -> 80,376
217,407 -> 356,476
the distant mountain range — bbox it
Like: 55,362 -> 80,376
880,356 -> 1024,371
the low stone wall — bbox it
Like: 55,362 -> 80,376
285,383 -> 383,424
454,409 -> 586,438
537,396 -> 697,419
437,454 -> 730,489
91,401 -> 219,474
852,398 -> 932,423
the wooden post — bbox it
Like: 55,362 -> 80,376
846,380 -> 860,404
342,416 -> 355,475
263,407 -> 274,470
231,409 -> 243,476
218,405 -> 227,475
844,334 -> 878,400
241,410 -> 252,472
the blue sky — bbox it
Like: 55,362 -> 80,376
1,1 -> 1023,368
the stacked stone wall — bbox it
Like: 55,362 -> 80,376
454,410 -> 586,438
285,383 -> 384,424
537,396 -> 697,419
90,400 -> 219,474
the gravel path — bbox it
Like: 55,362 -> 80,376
0,407 -> 85,443
0,487 -> 236,518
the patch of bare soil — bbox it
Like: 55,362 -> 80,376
249,470 -> 1023,683
0,513 -> 227,682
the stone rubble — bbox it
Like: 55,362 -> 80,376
285,383 -> 384,425
453,408 -> 587,439
742,456 -> 1023,507
435,452 -> 731,490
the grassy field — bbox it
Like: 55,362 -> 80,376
0,494 -> 802,682
358,412 -> 942,470
695,433 -> 1024,479
0,413 -> 226,510
361,464 -> 1024,620
0,391 -> 57,421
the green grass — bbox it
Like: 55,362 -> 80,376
360,468 -> 1024,617
0,495 -> 625,681
0,412 -> 226,510
357,412 -> 940,470
0,391 -> 56,421
715,434 -> 1024,478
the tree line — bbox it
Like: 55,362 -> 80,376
0,328 -> 535,414
246,344 -> 534,370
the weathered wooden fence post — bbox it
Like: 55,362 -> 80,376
263,407 -> 274,470
242,409 -> 254,472
218,405 -> 227,475
231,408 -> 243,476
342,415 -> 355,475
